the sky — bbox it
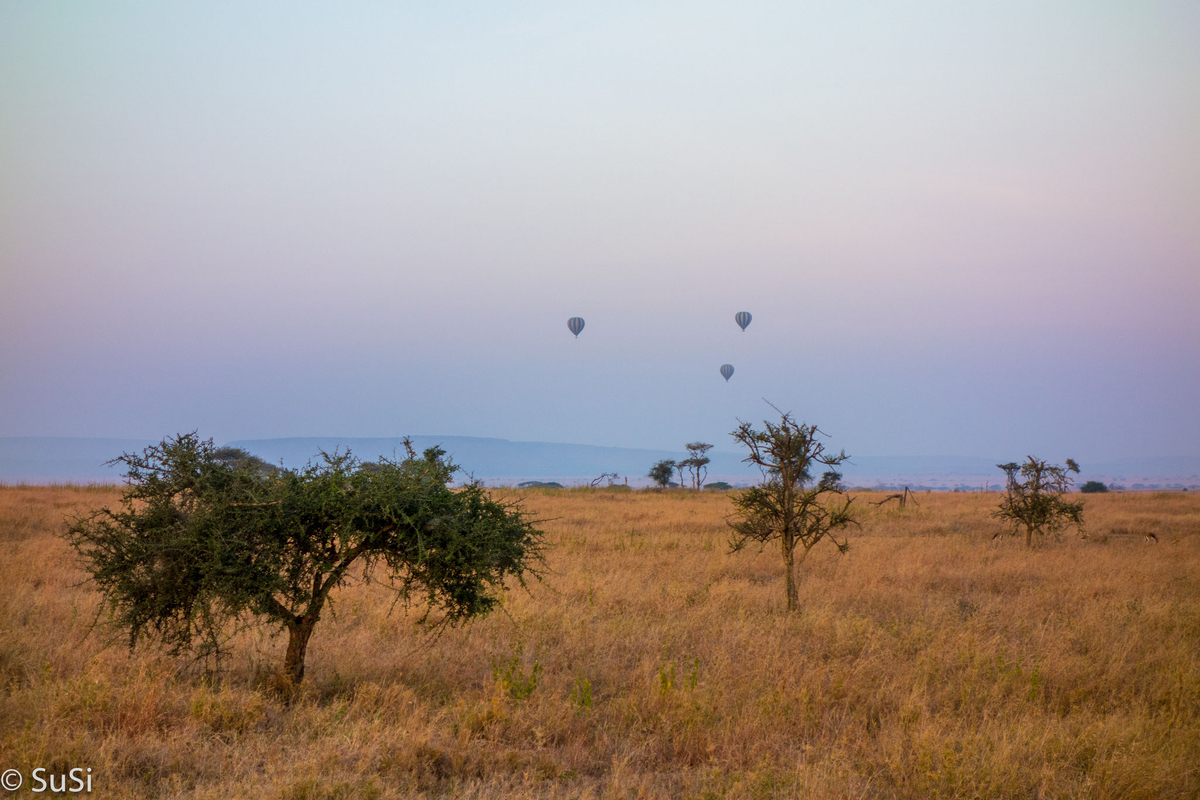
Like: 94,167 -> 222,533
1,1 -> 1198,463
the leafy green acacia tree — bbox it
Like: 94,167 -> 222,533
647,459 -> 677,488
728,411 -> 857,612
993,457 -> 1085,546
66,434 -> 542,692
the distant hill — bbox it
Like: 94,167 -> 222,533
3,436 -> 1198,488
1083,457 -> 1200,479
0,437 -> 153,483
209,440 -> 1200,487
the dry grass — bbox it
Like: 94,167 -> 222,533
2,485 -> 1198,798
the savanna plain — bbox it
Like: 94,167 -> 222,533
1,485 -> 1198,799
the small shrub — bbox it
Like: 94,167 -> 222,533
571,675 -> 593,710
493,643 -> 541,700
956,598 -> 979,620
658,660 -> 676,695
1080,481 -> 1108,494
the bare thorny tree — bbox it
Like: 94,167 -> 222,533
728,409 -> 857,612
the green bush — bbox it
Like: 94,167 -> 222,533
1080,481 -> 1108,494
66,434 -> 543,692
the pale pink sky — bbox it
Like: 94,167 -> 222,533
1,2 -> 1197,461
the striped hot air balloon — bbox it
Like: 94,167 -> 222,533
720,364 -> 734,382
735,312 -> 752,331
567,317 -> 585,338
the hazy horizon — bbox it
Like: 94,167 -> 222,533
3,435 -> 1198,489
3,3 -> 1197,463
17,431 -> 1195,463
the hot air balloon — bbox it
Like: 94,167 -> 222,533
567,317 -> 585,338
735,312 -> 752,331
720,364 -> 734,382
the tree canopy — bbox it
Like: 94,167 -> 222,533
66,433 -> 542,693
211,445 -> 278,476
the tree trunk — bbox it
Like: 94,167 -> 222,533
283,615 -> 318,691
783,532 -> 797,612
1025,524 -> 1034,548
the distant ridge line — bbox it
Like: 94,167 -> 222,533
2,436 -> 1198,485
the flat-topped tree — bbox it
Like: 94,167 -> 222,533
993,456 -> 1084,546
212,445 -> 278,476
681,442 -> 713,489
66,433 -> 542,695
728,410 -> 857,612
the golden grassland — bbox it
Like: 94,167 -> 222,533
1,485 -> 1198,799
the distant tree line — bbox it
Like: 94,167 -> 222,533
647,442 -> 714,489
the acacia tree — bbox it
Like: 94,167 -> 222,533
212,445 -> 277,475
648,459 -> 677,488
728,411 -> 856,612
681,442 -> 714,489
993,456 -> 1084,546
66,433 -> 542,694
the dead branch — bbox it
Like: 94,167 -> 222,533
871,486 -> 919,509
